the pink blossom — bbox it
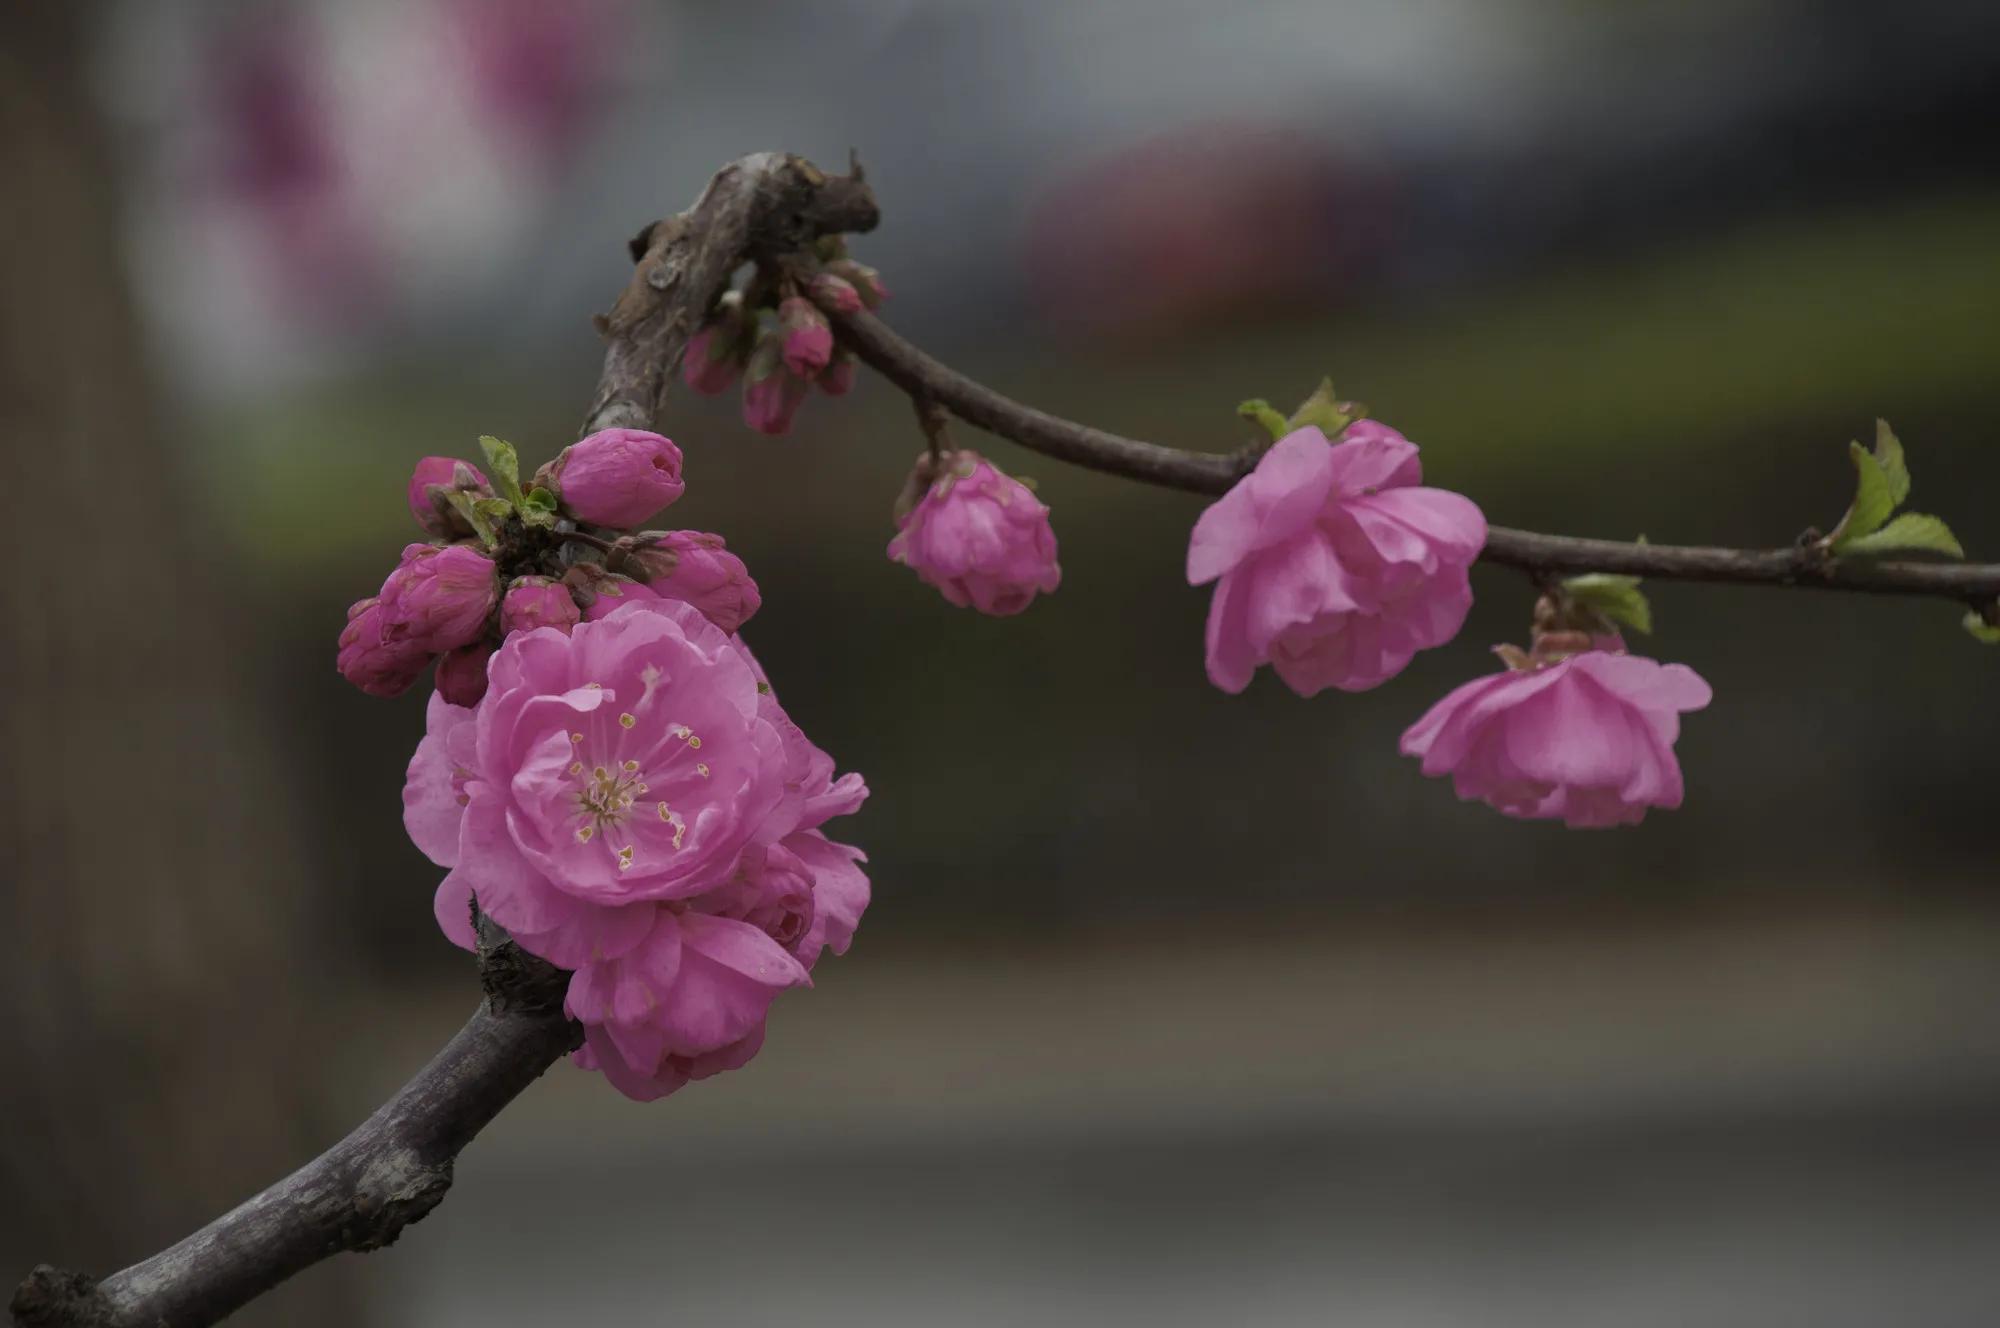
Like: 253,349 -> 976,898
1400,647 -> 1713,828
683,322 -> 745,395
741,334 -> 810,436
825,258 -> 887,308
778,296 -> 833,377
806,272 -> 862,315
337,596 -> 431,698
406,456 -> 492,537
575,572 -> 659,621
817,348 -> 857,397
1188,421 -> 1486,696
627,531 -> 762,635
379,543 -> 500,653
406,600 -> 869,1101
434,640 -> 494,707
501,576 -> 581,636
888,451 -> 1061,616
551,428 -> 686,529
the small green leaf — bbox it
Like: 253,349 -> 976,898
1962,611 -> 2000,644
1830,440 -> 1896,548
447,490 -> 497,548
477,435 -> 526,507
1286,377 -> 1353,438
522,486 -> 557,513
1563,572 -> 1653,634
1237,399 -> 1292,444
1836,512 -> 1964,559
1872,419 -> 1910,507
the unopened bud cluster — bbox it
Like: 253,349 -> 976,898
338,428 -> 759,707
681,235 -> 886,435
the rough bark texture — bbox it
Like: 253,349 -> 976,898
824,306 -> 2000,607
582,151 -> 877,436
0,8 -> 357,1325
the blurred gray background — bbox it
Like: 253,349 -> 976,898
5,0 -> 2000,1324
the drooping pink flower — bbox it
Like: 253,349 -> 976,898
500,575 -> 581,636
741,333 -> 810,436
434,640 -> 495,707
778,296 -> 833,378
1188,421 -> 1486,696
550,428 -> 686,529
406,456 -> 492,537
406,599 -> 869,1102
379,543 -> 500,653
1399,646 -> 1713,828
627,531 -> 761,634
337,596 -> 431,698
888,450 -> 1060,616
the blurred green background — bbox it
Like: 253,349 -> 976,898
6,1 -> 2000,1324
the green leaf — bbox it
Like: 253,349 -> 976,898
1286,377 -> 1354,438
1562,572 -> 1654,634
1237,399 -> 1292,444
1830,440 -> 1896,547
1837,512 -> 1964,558
1872,418 -> 1910,507
447,490 -> 497,548
518,485 -> 559,528
477,435 -> 526,507
1963,611 -> 2000,644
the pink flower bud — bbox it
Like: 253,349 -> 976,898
406,457 -> 492,537
627,530 -> 762,634
1187,420 -> 1486,696
825,258 -> 887,308
741,333 -> 810,436
563,564 -> 660,621
434,640 -> 495,707
500,575 -> 582,635
337,597 -> 431,698
817,347 -> 857,397
888,451 -> 1061,616
806,272 -> 863,315
1400,646 -> 1713,828
778,296 -> 832,377
550,428 -> 686,529
682,291 -> 754,396
379,543 -> 500,653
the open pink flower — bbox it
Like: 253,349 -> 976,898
1400,647 -> 1713,828
551,429 -> 685,529
627,531 -> 762,635
1188,421 -> 1486,696
888,450 -> 1061,616
405,599 -> 868,1101
380,543 -> 500,653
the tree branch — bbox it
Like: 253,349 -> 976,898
825,305 -> 2000,608
13,150 -> 882,1328
11,931 -> 577,1328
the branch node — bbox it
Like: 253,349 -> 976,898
10,1266 -> 110,1328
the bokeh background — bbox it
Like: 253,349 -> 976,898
6,1 -> 2000,1324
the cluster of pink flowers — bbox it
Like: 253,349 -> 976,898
682,253 -> 885,436
338,428 -> 758,707
1187,418 -> 1712,827
342,426 -> 863,1100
